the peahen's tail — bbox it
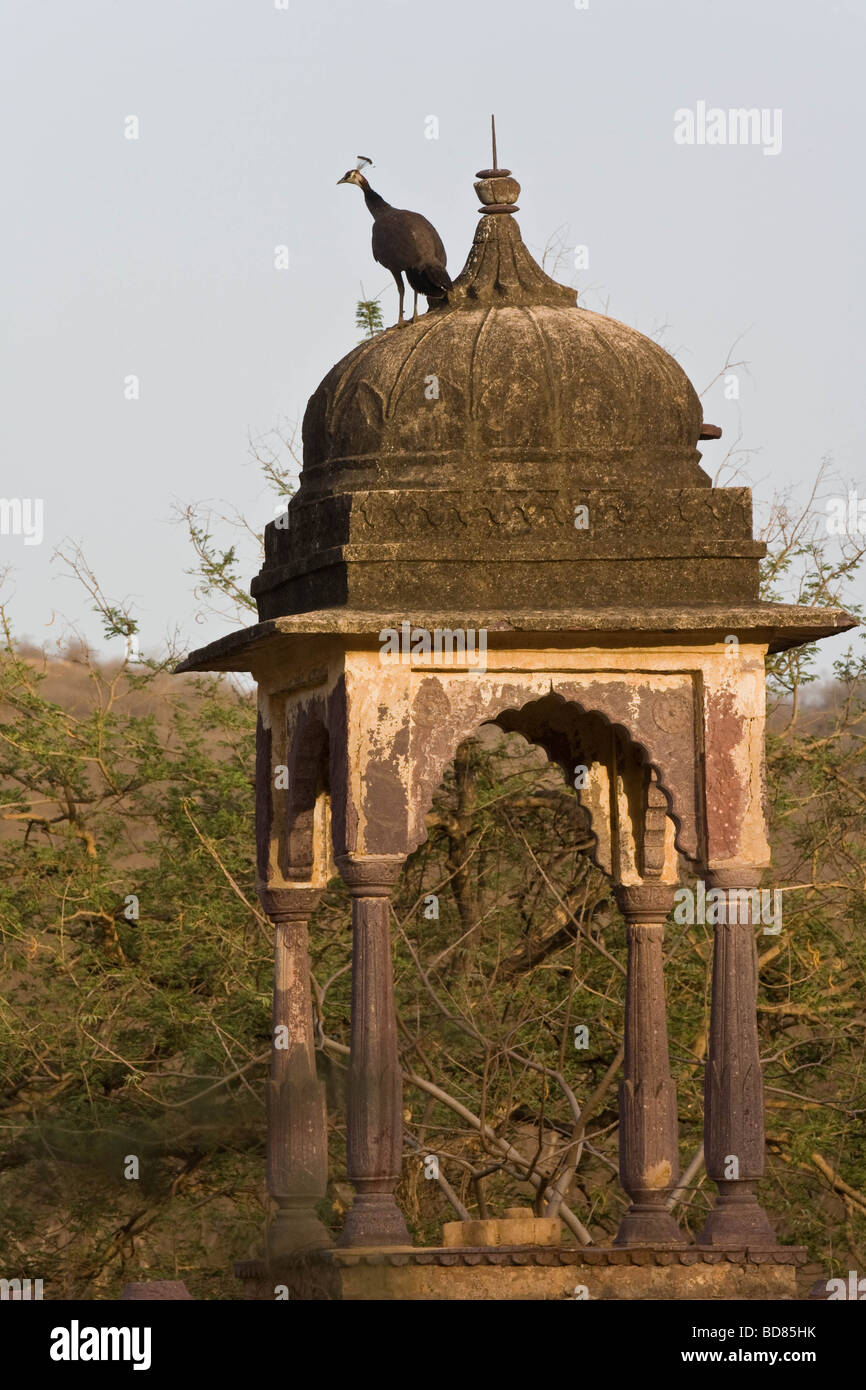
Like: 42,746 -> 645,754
407,263 -> 453,298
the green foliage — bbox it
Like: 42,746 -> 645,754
356,297 -> 384,341
183,519 -> 256,615
0,639 -> 266,1296
0,459 -> 864,1296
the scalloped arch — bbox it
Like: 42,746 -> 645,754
407,677 -> 701,864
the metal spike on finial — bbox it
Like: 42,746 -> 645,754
476,114 -> 510,180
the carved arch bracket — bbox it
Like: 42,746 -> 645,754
407,674 -> 701,865
552,677 -> 700,864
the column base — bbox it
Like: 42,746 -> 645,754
338,1193 -> 411,1248
614,1202 -> 687,1247
268,1203 -> 333,1260
697,1182 -> 776,1247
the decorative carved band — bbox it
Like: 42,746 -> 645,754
614,883 -> 677,922
335,854 -> 405,896
259,885 -> 322,923
348,488 -> 754,540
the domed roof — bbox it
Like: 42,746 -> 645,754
252,157 -> 764,621
301,175 -> 704,498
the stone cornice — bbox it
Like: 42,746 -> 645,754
176,603 -> 858,673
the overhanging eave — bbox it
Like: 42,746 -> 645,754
175,603 -> 859,674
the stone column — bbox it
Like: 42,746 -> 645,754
697,869 -> 776,1246
336,854 -> 410,1248
613,884 -> 685,1246
261,886 -> 332,1260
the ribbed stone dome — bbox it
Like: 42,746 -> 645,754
300,198 -> 705,498
252,161 -> 763,620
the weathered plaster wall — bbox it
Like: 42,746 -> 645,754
251,638 -> 771,881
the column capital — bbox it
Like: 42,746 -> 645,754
336,854 -> 404,897
613,882 -> 676,923
258,884 -> 322,923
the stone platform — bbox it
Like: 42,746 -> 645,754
236,1244 -> 806,1301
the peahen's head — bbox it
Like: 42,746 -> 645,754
337,155 -> 373,188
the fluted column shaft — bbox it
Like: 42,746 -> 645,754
698,870 -> 775,1246
336,855 -> 410,1248
613,884 -> 685,1246
262,886 -> 331,1259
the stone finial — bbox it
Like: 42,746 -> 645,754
432,119 -> 573,304
473,171 -> 521,214
444,161 -> 576,308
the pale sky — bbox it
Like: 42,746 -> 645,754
2,0 -> 864,671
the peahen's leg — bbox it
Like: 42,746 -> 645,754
391,270 -> 405,327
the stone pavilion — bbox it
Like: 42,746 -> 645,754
177,149 -> 856,1300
